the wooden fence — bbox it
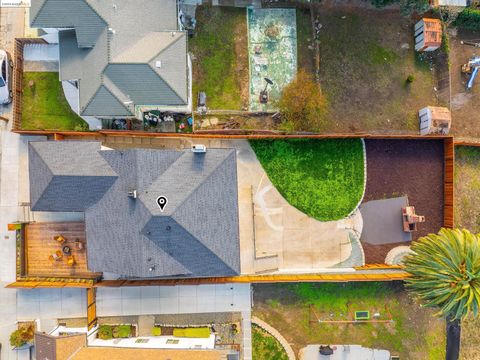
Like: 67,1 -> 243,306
444,137 -> 455,228
87,288 -> 97,330
12,38 -> 47,131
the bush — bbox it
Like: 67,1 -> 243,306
10,324 -> 34,348
454,8 -> 480,30
277,69 -> 328,132
97,325 -> 113,340
399,0 -> 429,15
113,325 -> 132,338
406,74 -> 415,83
371,0 -> 398,8
151,327 -> 162,336
173,327 -> 210,338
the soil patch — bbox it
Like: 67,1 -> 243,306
362,139 -> 444,263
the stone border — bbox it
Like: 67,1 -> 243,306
251,316 -> 296,360
346,138 -> 367,219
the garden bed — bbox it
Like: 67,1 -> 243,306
362,139 -> 444,263
249,139 -> 365,221
252,323 -> 289,360
253,282 -> 445,359
21,72 -> 88,130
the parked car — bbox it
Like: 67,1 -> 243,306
0,49 -> 13,105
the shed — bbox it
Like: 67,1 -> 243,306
418,106 -> 451,135
414,18 -> 442,52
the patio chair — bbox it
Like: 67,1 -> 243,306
50,250 -> 63,261
66,256 -> 75,266
54,235 -> 65,244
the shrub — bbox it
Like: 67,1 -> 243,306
10,324 -> 34,348
151,327 -> 162,336
371,0 -> 398,8
399,0 -> 429,15
97,325 -> 113,340
406,74 -> 415,84
113,325 -> 132,338
454,8 -> 480,30
277,69 -> 328,132
173,327 -> 210,338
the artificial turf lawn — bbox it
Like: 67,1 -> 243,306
252,324 -> 289,360
22,72 -> 88,130
250,139 -> 365,221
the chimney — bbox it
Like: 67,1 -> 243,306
128,190 -> 137,199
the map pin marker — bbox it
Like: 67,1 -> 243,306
157,196 -> 168,212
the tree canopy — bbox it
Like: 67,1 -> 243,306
403,228 -> 480,320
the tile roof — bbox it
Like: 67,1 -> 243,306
29,141 -> 240,278
31,0 -> 187,117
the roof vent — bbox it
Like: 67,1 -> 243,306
108,28 -> 116,35
128,190 -> 137,199
171,31 -> 176,37
155,61 -> 162,68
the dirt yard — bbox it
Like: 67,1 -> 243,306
454,146 -> 480,234
301,6 -> 440,133
362,139 -> 444,263
448,27 -> 480,139
252,282 -> 445,359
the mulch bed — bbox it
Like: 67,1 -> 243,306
362,139 -> 444,263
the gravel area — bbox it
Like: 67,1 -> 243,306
362,139 -> 444,263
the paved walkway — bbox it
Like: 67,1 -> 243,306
252,316 -> 296,360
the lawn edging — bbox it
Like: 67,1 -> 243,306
345,138 -> 367,220
252,316 -> 296,360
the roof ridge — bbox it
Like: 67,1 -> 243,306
158,216 -> 238,276
82,84 -> 132,115
82,0 -> 109,27
31,0 -> 48,24
147,61 -> 187,104
172,149 -> 235,221
147,33 -> 187,103
146,31 -> 185,63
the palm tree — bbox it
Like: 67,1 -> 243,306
403,228 -> 480,360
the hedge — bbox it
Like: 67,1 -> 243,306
454,8 -> 480,31
173,327 -> 210,338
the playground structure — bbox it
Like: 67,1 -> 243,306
462,56 -> 480,90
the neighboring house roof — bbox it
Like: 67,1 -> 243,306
35,333 -> 223,360
31,0 -> 187,117
36,332 -> 87,360
29,141 -> 240,278
72,347 -> 222,360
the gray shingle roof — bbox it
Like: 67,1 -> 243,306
29,141 -> 240,278
31,0 -> 107,48
29,141 -> 118,212
30,0 -> 187,117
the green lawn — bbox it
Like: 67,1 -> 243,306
253,282 -> 445,359
189,6 -> 248,110
22,72 -> 88,130
454,146 -> 480,233
252,324 -> 289,360
249,139 -> 365,221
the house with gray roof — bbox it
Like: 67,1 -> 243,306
29,141 -> 240,278
29,0 -> 190,118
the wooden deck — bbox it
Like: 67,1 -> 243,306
25,222 -> 99,278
